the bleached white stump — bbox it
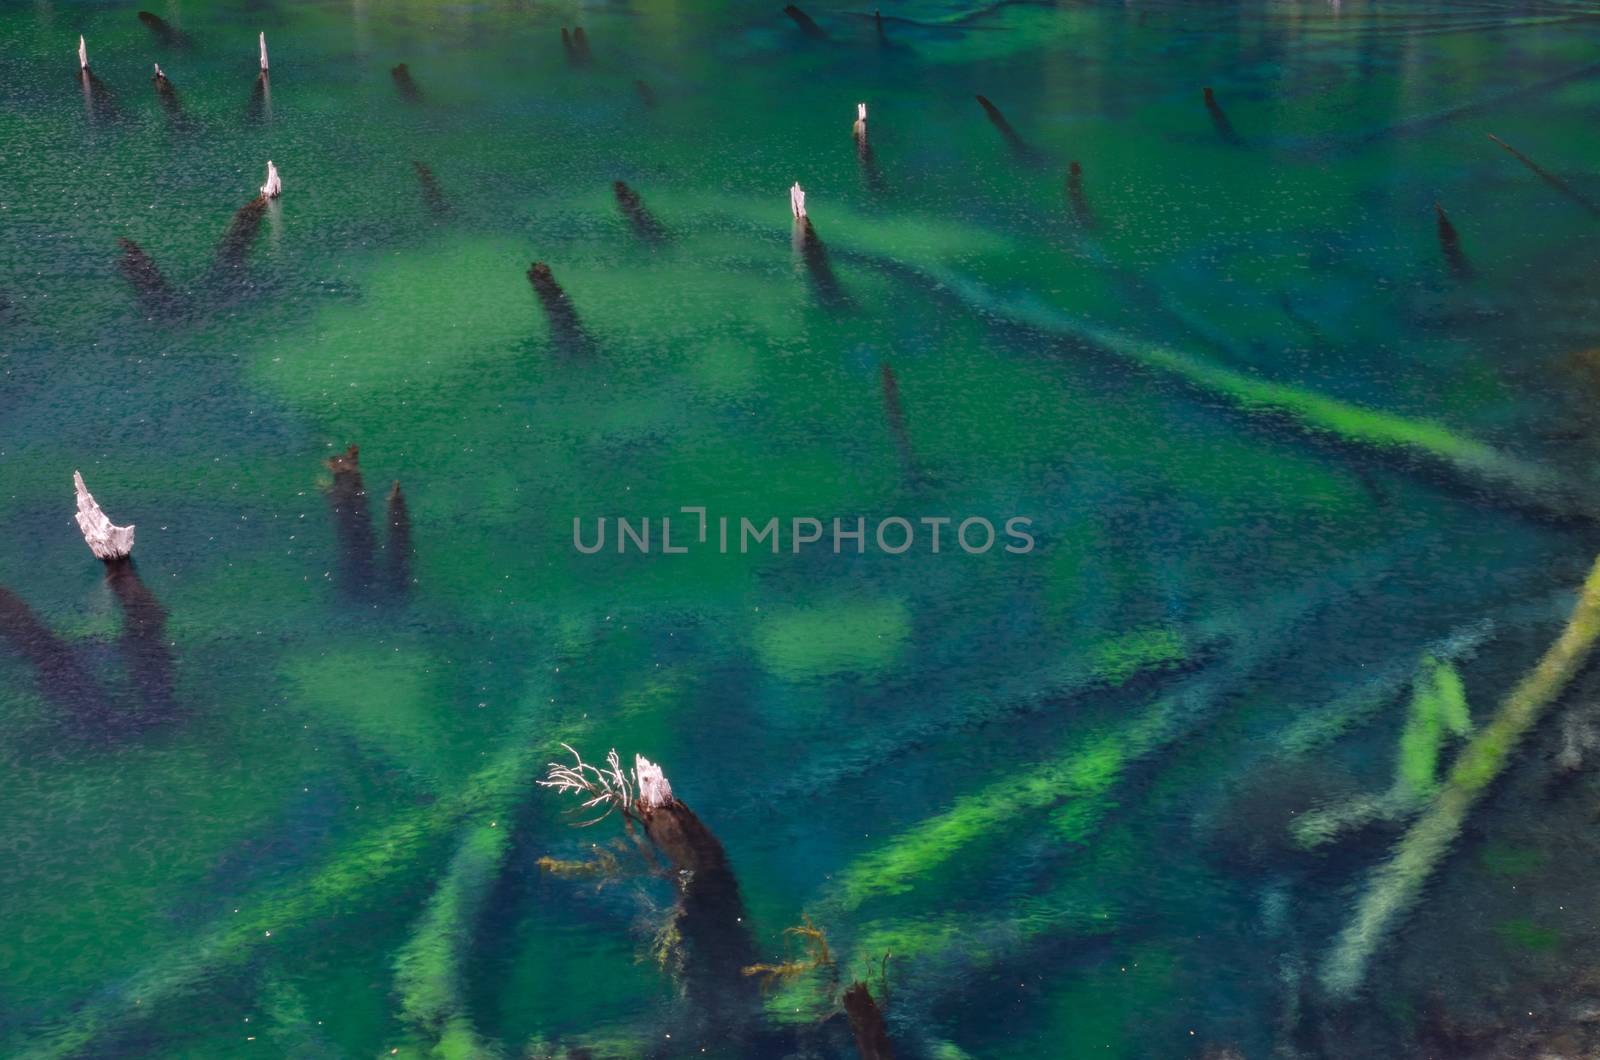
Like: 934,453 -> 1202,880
635,756 -> 673,810
853,102 -> 867,140
789,182 -> 807,219
261,160 -> 282,199
73,471 -> 134,561
259,32 -> 269,72
78,35 -> 88,70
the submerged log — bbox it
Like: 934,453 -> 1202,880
0,586 -> 106,710
1486,133 -> 1600,218
526,262 -> 591,354
1321,550 -> 1600,995
573,27 -> 592,61
974,94 -> 1031,158
384,481 -> 413,595
118,237 -> 181,316
247,70 -> 271,124
879,364 -> 914,470
1203,86 -> 1242,145
1066,160 -> 1093,227
875,8 -> 886,42
613,180 -> 667,244
842,982 -> 895,1060
105,557 -> 176,716
790,186 -> 846,306
151,63 -> 184,122
137,11 -> 191,48
412,161 -> 448,217
784,4 -> 828,38
324,445 -> 377,598
76,38 -> 120,122
634,78 -> 658,107
852,105 -> 883,192
391,63 -> 422,102
74,471 -> 134,561
215,195 -> 267,273
1434,202 -> 1471,279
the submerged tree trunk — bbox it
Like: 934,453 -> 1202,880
842,982 -> 895,1060
324,445 -> 377,599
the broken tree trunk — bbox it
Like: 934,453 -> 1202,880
384,481 -> 413,596
74,471 -> 134,561
842,982 -> 895,1060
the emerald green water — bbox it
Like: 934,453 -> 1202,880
4,0 -> 1600,1056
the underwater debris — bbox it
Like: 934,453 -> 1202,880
324,445 -> 378,599
633,79 -> 657,107
105,557 -> 176,717
573,27 -> 592,62
0,586 -> 107,711
137,11 -> 190,48
1487,133 -> 1600,218
853,104 -> 883,191
842,981 -> 895,1060
412,162 -> 448,217
1066,161 -> 1093,228
76,38 -> 119,122
392,818 -> 512,1057
117,237 -> 181,316
526,262 -> 591,355
8,732 -> 545,1058
613,181 -> 667,244
784,4 -> 828,38
1321,551 -> 1600,995
790,186 -> 846,305
742,916 -> 834,993
541,747 -> 760,1024
1434,203 -> 1471,279
391,63 -> 422,102
150,64 -> 185,124
974,94 -> 1032,158
1203,86 -> 1242,145
73,471 -> 134,561
384,481 -> 413,595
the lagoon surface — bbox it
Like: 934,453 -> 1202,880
4,0 -> 1600,1056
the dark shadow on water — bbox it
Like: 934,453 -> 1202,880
1434,203 -> 1473,280
138,11 -> 192,49
246,71 -> 271,125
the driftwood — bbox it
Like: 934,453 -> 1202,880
1434,203 -> 1471,279
74,471 -> 134,561
613,181 -> 666,244
1203,86 -> 1241,145
842,982 -> 895,1060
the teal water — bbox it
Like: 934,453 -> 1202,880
3,0 -> 1600,1056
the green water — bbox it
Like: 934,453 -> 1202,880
3,0 -> 1600,1056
